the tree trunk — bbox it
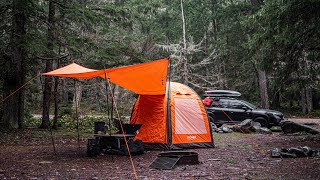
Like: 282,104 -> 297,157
180,0 -> 188,84
306,88 -> 313,113
62,79 -> 68,103
258,69 -> 269,109
40,0 -> 55,128
1,0 -> 27,130
72,81 -> 82,112
272,90 -> 281,108
52,60 -> 59,129
301,87 -> 313,114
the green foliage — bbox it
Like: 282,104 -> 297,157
2,0 -> 320,130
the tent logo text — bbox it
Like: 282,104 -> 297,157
187,136 -> 196,141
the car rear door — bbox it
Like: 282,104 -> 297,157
208,99 -> 231,124
227,100 -> 251,122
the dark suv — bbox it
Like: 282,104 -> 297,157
205,97 -> 284,128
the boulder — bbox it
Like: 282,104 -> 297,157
281,121 -> 320,135
222,127 -> 233,133
270,146 -> 320,158
231,119 -> 253,133
255,127 -> 272,134
231,119 -> 272,134
238,119 -> 253,129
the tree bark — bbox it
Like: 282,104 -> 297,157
40,0 -> 55,128
52,60 -> 59,129
258,69 -> 269,109
1,0 -> 27,130
301,87 -> 313,114
180,0 -> 188,84
72,81 -> 82,112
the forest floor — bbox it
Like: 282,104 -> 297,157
0,119 -> 320,179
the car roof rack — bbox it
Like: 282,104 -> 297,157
204,90 -> 241,97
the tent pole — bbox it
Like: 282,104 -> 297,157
103,70 -> 112,135
166,57 -> 172,148
74,79 -> 81,154
103,70 -> 114,161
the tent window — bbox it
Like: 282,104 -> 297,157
174,98 -> 207,134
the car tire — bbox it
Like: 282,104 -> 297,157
208,113 -> 222,127
253,117 -> 269,128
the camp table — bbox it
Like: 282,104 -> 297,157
94,134 -> 135,149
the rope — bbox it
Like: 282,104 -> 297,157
104,73 -> 138,180
211,100 -> 266,156
0,74 -> 41,104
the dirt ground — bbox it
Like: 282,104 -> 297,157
0,119 -> 320,179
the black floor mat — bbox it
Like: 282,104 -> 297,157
149,156 -> 180,170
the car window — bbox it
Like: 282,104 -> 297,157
211,99 -> 229,108
229,101 -> 245,109
240,100 -> 257,109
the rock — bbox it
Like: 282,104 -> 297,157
238,119 -> 253,129
270,148 -> 282,158
270,146 -> 320,158
210,122 -> 218,131
255,127 -> 272,134
221,124 -> 236,129
222,127 -> 233,133
310,150 -> 320,158
281,121 -> 320,135
287,147 -> 309,157
280,152 -> 297,158
252,122 -> 261,129
231,119 -> 255,133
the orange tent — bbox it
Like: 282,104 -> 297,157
130,82 -> 214,149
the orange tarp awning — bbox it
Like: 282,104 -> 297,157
43,63 -> 102,79
103,58 -> 169,95
43,58 -> 169,95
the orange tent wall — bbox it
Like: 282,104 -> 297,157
170,82 -> 212,145
130,95 -> 167,144
130,82 -> 213,148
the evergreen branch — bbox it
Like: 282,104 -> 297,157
37,54 -> 69,60
52,0 -> 70,9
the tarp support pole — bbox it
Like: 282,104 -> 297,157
166,58 -> 172,146
74,79 -> 81,153
103,70 -> 114,161
103,70 -> 112,136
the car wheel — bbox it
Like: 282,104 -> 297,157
253,117 -> 269,128
208,113 -> 222,127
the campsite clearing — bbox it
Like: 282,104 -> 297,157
1,127 -> 320,179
